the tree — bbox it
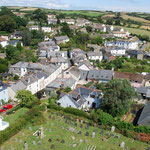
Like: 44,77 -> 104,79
61,23 -> 72,37
115,19 -> 121,25
0,15 -> 16,32
106,19 -> 113,25
86,26 -> 92,33
16,42 -> 22,51
101,79 -> 137,117
97,16 -> 103,23
63,87 -> 71,93
21,29 -> 32,46
96,36 -> 103,45
49,91 -> 58,104
16,90 -> 37,108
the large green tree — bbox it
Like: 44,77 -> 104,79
101,79 -> 137,117
16,90 -> 38,108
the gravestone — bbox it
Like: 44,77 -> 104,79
80,124 -> 83,128
136,135 -> 140,141
52,116 -> 55,120
89,123 -> 92,126
49,128 -> 52,132
22,133 -> 25,136
106,132 -> 110,135
29,127 -> 32,131
72,136 -> 75,140
120,142 -> 125,148
48,138 -> 52,142
65,119 -> 68,124
78,131 -> 82,135
92,132 -> 95,138
19,139 -> 22,143
61,139 -> 65,143
85,126 -> 89,130
24,142 -> 28,150
110,133 -> 114,137
147,147 -> 150,150
80,139 -> 83,143
85,140 -> 88,143
106,127 -> 109,131
14,138 -> 18,142
94,129 -> 98,133
38,141 -> 42,145
74,123 -> 77,127
48,115 -> 51,119
32,141 -> 36,145
76,119 -> 79,122
50,144 -> 55,149
80,120 -> 83,124
115,135 -> 119,139
85,132 -> 89,136
100,130 -> 104,135
100,125 -> 103,129
39,126 -> 45,139
111,126 -> 115,132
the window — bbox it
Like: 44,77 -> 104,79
90,95 -> 95,98
88,101 -> 90,105
69,105 -> 71,108
66,72 -> 69,74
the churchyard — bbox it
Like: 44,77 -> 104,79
0,109 -> 149,150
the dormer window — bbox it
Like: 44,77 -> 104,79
90,94 -> 95,98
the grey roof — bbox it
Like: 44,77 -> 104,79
38,51 -> 47,57
0,80 -> 7,91
54,36 -> 69,41
87,70 -> 101,80
136,86 -> 150,98
128,50 -> 143,55
51,57 -> 68,63
8,40 -> 21,45
87,51 -> 102,57
138,101 -> 150,127
10,81 -> 26,93
10,62 -> 29,68
38,40 -> 56,47
48,51 -> 67,58
99,70 -> 114,81
68,67 -> 81,79
47,77 -> 76,89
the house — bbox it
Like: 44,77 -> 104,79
114,72 -> 145,88
10,31 -> 22,39
21,72 -> 45,95
78,60 -> 93,71
54,36 -> 69,44
99,70 -> 114,83
47,51 -> 68,59
112,31 -> 130,38
0,53 -> 6,59
128,50 -> 144,60
8,80 -> 26,101
0,80 -> 8,106
47,14 -> 56,20
61,19 -> 75,25
87,70 -> 101,81
145,74 -> 150,87
0,37 -> 7,47
137,101 -> 150,128
8,40 -> 23,47
29,25 -> 39,31
106,25 -> 114,31
136,86 -> 150,99
87,51 -> 103,61
92,24 -> 106,32
41,27 -> 51,33
104,52 -> 116,62
105,40 -> 139,50
110,47 -> 126,56
87,44 -> 101,52
9,62 -> 28,77
56,85 -> 102,110
46,77 -> 76,91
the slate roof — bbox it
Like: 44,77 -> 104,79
99,70 -> 114,81
8,40 -> 21,45
38,40 -> 56,47
10,62 -> 29,68
80,70 -> 89,80
10,81 -> 26,93
54,36 -> 69,41
138,101 -> 150,127
0,80 -> 7,91
136,86 -> 150,98
87,70 -> 101,80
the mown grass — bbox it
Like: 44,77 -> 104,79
1,110 -> 149,150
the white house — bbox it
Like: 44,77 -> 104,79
41,27 -> 51,33
0,81 -> 8,106
8,40 -> 23,47
57,86 -> 102,110
113,31 -> 130,38
29,25 -> 39,31
61,19 -> 75,25
110,47 -> 126,56
54,36 -> 70,44
0,37 -> 7,47
87,51 -> 103,61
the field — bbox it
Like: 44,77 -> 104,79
0,109 -> 149,150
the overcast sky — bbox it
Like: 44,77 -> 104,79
0,0 -> 150,12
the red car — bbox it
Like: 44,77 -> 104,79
0,104 -> 13,113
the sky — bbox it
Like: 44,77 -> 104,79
0,0 -> 150,12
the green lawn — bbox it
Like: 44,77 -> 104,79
3,108 -> 28,125
1,111 -> 149,150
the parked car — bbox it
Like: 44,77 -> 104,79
0,104 -> 13,113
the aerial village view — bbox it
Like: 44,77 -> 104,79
0,0 -> 150,149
